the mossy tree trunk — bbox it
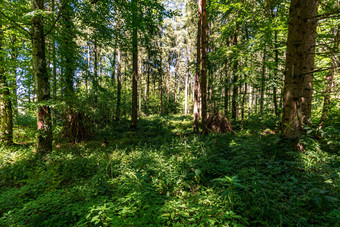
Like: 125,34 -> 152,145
0,20 -> 13,144
31,0 -> 52,154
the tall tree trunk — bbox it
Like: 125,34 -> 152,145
111,49 -> 116,85
231,28 -> 238,120
166,60 -> 170,113
224,62 -> 229,116
200,0 -> 208,133
241,77 -> 247,125
281,0 -> 319,139
248,84 -> 252,116
138,53 -> 142,118
52,0 -> 57,126
131,0 -> 138,128
87,34 -> 90,94
93,38 -> 98,104
116,47 -> 121,120
273,30 -> 279,117
174,71 -> 177,114
319,26 -> 339,129
9,36 -> 18,117
260,48 -> 266,116
31,0 -> 52,154
159,57 -> 163,115
52,40 -> 57,125
185,47 -> 189,115
193,0 -> 201,132
260,47 -> 266,115
0,20 -> 13,144
146,49 -> 150,115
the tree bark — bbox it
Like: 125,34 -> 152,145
93,37 -> 98,104
273,30 -> 279,117
131,0 -> 138,128
159,54 -> 163,115
111,49 -> 116,84
0,20 -> 13,144
146,48 -> 150,115
200,0 -> 208,133
116,47 -> 121,121
260,47 -> 266,115
31,0 -> 52,154
241,77 -> 247,125
52,0 -> 57,126
281,0 -> 319,139
231,28 -> 238,120
193,0 -> 201,132
185,46 -> 189,115
138,52 -> 142,118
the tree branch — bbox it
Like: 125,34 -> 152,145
300,66 -> 340,76
0,11 -> 32,37
44,0 -> 69,37
308,10 -> 340,20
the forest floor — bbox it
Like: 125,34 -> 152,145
0,115 -> 339,226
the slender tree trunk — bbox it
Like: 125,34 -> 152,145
13,69 -> 18,117
281,0 -> 319,139
52,0 -> 57,126
255,88 -> 258,114
138,53 -> 142,118
131,0 -> 138,128
31,0 -> 52,154
248,84 -> 252,116
93,38 -> 98,104
52,40 -> 57,125
166,60 -> 170,113
200,0 -> 208,133
224,62 -> 229,116
260,47 -> 266,115
231,28 -> 238,120
0,21 -> 13,144
146,49 -> 150,115
159,58 -> 163,115
174,71 -> 177,114
273,30 -> 279,116
87,35 -> 90,94
111,49 -> 116,85
116,47 -> 121,120
185,47 -> 189,115
319,26 -> 339,129
185,72 -> 188,115
193,0 -> 201,132
241,77 -> 247,125
9,36 -> 18,117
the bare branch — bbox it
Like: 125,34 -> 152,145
300,66 -> 340,76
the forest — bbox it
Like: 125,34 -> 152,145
0,0 -> 339,225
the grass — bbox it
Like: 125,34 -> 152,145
0,115 -> 339,226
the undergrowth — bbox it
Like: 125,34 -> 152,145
0,115 -> 339,226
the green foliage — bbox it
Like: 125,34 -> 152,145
0,115 -> 339,226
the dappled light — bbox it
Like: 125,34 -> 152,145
1,0 -> 339,225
